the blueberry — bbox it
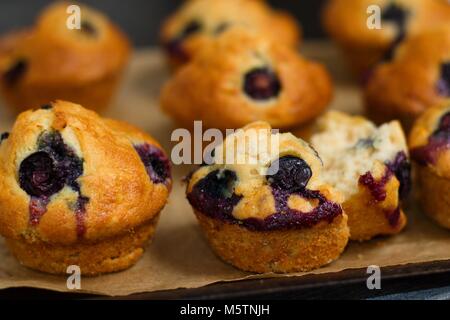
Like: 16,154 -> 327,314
382,33 -> 405,62
80,20 -> 97,36
215,22 -> 230,35
134,144 -> 171,185
200,169 -> 237,199
436,63 -> 450,97
19,152 -> 65,197
430,111 -> 450,144
19,130 -> 89,234
437,111 -> 450,132
0,132 -> 9,144
36,131 -> 83,191
180,20 -> 202,38
382,3 -> 409,30
267,156 -> 312,192
187,169 -> 242,219
40,103 -> 53,110
165,20 -> 202,62
3,59 -> 28,86
165,39 -> 189,62
386,151 -> 411,200
244,68 -> 282,101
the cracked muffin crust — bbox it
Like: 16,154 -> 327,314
322,0 -> 450,78
186,122 -> 349,273
0,101 -> 172,275
365,26 -> 450,130
160,0 -> 301,69
161,27 -> 332,131
0,2 -> 130,113
309,111 -> 410,241
409,101 -> 450,229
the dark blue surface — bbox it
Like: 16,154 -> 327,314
0,0 -> 326,46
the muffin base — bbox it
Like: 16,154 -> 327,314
418,166 -> 450,229
0,72 -> 123,114
194,210 -> 349,274
344,191 -> 407,241
5,215 -> 160,276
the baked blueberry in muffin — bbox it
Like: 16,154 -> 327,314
0,101 -> 172,275
308,111 -> 410,241
0,2 -> 130,113
161,27 -> 332,131
160,0 -> 301,69
365,26 -> 450,130
322,0 -> 450,78
186,122 -> 349,273
409,101 -> 450,229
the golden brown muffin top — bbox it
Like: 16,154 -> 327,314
0,1 -> 130,86
409,101 -> 450,178
323,0 -> 450,48
161,26 -> 332,131
160,0 -> 301,66
186,122 -> 344,230
0,101 -> 171,245
365,26 -> 450,122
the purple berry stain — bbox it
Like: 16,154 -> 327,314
187,169 -> 242,221
3,59 -> 28,87
188,156 -> 343,231
244,68 -> 282,101
411,111 -> 450,165
165,20 -> 202,62
359,151 -> 411,202
134,144 -> 171,186
0,132 -> 9,144
436,63 -> 450,97
266,156 -> 312,192
40,103 -> 53,110
359,171 -> 391,202
80,21 -> 97,36
19,131 -> 89,237
29,196 -> 50,226
385,206 -> 402,228
74,196 -> 89,238
359,152 -> 411,227
382,3 -> 409,33
386,151 -> 411,200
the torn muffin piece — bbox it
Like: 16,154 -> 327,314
309,111 -> 411,241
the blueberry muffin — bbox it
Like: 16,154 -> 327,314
186,122 -> 349,273
365,26 -> 450,130
409,101 -> 450,229
161,0 -> 301,69
0,101 -> 172,275
309,112 -> 410,241
0,2 -> 130,113
322,0 -> 450,78
161,27 -> 332,131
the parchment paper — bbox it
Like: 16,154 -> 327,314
0,43 -> 449,297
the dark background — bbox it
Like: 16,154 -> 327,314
0,0 -> 327,46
